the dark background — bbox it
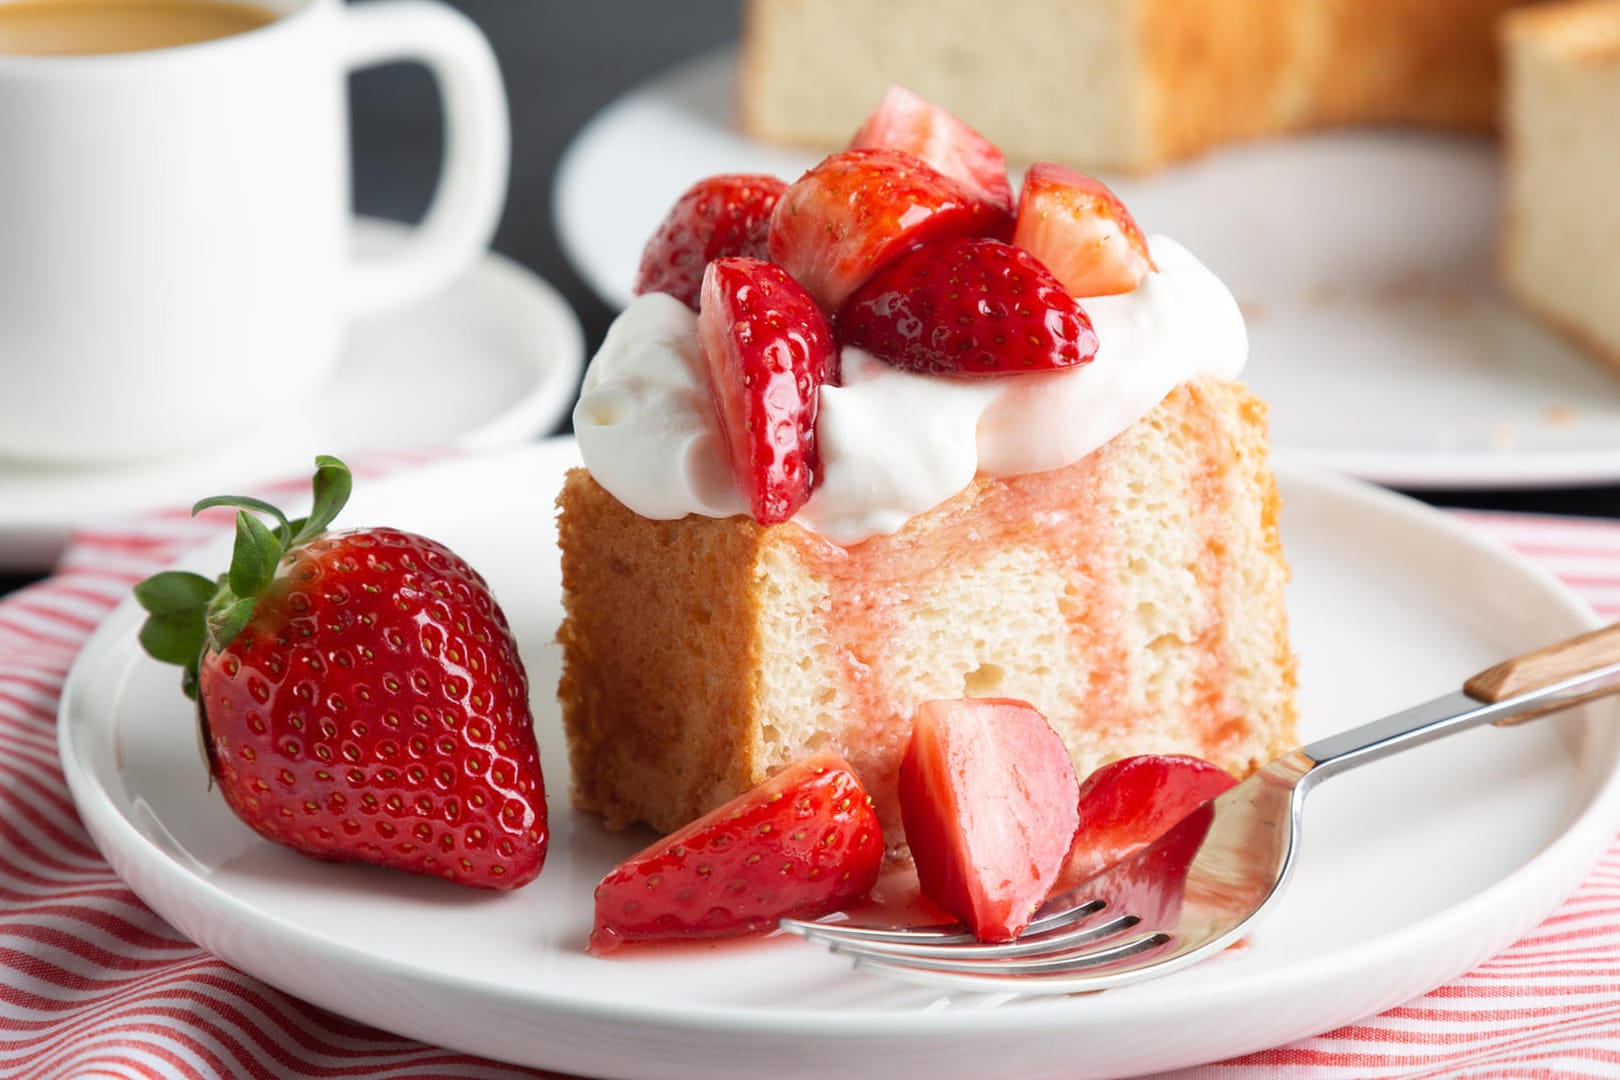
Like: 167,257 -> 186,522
1,0 -> 1615,595
348,1 -> 746,367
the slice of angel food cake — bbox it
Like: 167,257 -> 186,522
556,89 -> 1297,859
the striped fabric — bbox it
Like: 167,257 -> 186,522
2,477 -> 1618,1078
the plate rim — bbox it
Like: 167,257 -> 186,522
56,442 -> 1620,1072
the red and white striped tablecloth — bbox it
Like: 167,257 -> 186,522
3,470 -> 1618,1079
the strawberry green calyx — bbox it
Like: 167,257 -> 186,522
133,455 -> 353,699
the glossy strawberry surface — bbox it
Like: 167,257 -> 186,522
837,236 -> 1099,377
849,85 -> 1013,213
196,528 -> 547,889
768,148 -> 1009,311
1012,162 -> 1156,297
1051,753 -> 1236,897
899,698 -> 1080,942
633,173 -> 787,310
698,257 -> 839,525
590,751 -> 884,953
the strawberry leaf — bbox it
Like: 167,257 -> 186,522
137,611 -> 209,668
193,494 -> 292,541
136,456 -> 356,700
133,571 -> 217,701
291,455 -> 352,545
228,510 -> 282,600
133,571 -> 215,616
207,595 -> 258,654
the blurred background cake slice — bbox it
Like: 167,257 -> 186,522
1501,0 -> 1620,369
738,0 -> 1547,171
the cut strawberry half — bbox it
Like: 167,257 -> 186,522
849,85 -> 1012,214
768,148 -> 1010,312
837,236 -> 1099,378
1012,162 -> 1156,297
898,698 -> 1080,942
697,257 -> 839,525
633,173 -> 788,310
589,751 -> 884,954
1050,753 -> 1237,897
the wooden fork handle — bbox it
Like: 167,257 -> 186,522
1464,623 -> 1620,723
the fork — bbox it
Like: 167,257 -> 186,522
780,622 -> 1620,994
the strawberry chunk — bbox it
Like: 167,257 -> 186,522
1012,162 -> 1156,297
837,236 -> 1099,378
898,699 -> 1080,942
589,751 -> 884,953
768,148 -> 1010,312
849,85 -> 1012,214
1050,754 -> 1237,897
698,257 -> 839,525
633,174 -> 788,310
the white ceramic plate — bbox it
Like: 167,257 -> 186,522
555,48 -> 1620,490
0,218 -> 584,573
59,441 -> 1620,1079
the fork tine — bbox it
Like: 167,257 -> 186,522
848,928 -> 1173,982
779,896 -> 1109,950
777,918 -> 978,946
818,910 -> 1140,962
1024,892 -> 1107,936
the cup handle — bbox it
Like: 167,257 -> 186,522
339,0 -> 510,317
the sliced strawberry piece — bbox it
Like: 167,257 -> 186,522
898,699 -> 1080,942
849,85 -> 1012,214
589,751 -> 884,954
697,257 -> 839,525
837,236 -> 1099,378
1050,754 -> 1237,897
633,174 -> 788,310
1012,162 -> 1156,297
768,148 -> 1010,312
1073,799 -> 1218,944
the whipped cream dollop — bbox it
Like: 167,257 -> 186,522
573,235 -> 1247,545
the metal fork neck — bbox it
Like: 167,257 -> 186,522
1299,659 -> 1620,785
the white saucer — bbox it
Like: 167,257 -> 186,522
555,47 -> 1620,491
0,219 -> 584,573
59,442 -> 1620,1078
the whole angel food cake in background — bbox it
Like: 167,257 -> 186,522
737,0 -> 1550,172
556,90 -> 1297,848
1500,0 -> 1620,369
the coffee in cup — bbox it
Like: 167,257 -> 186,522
0,0 -> 277,56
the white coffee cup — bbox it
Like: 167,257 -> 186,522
0,0 -> 509,464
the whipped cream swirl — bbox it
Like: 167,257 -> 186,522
573,235 -> 1247,545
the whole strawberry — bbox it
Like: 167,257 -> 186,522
134,456 -> 547,889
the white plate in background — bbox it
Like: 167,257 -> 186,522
555,48 -> 1620,490
60,441 -> 1620,1079
0,219 -> 584,572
